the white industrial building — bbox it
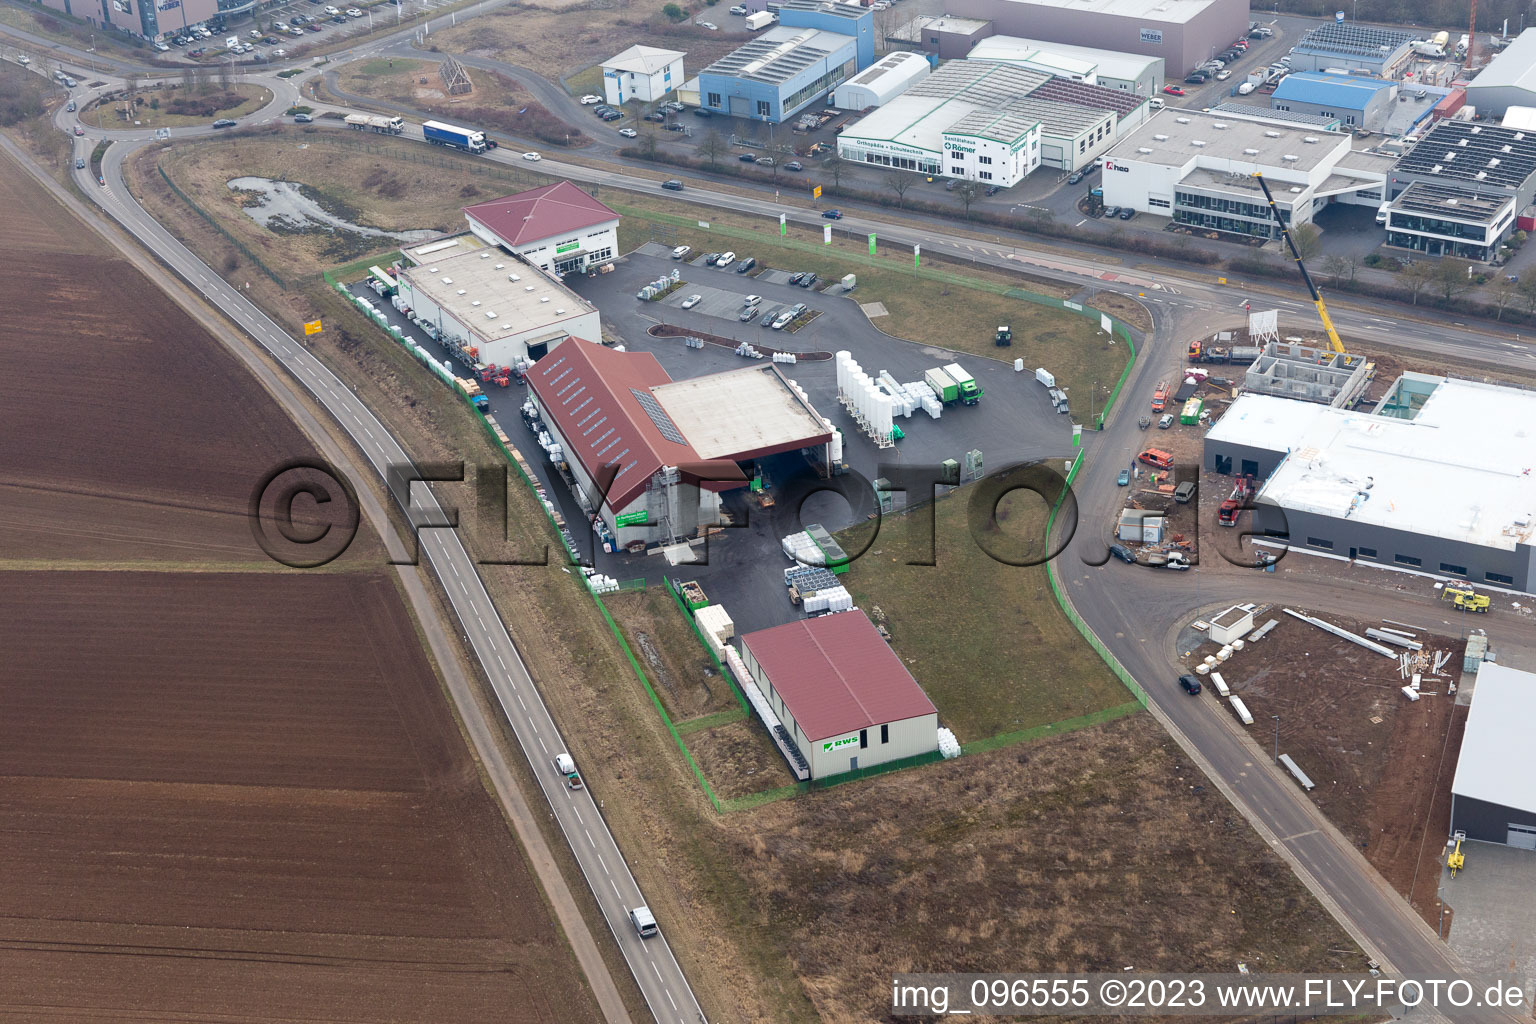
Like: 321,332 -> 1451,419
397,239 -> 600,367
838,59 -> 1146,182
739,610 -> 939,780
965,35 -> 1164,96
1203,374 -> 1536,593
1463,30 -> 1536,118
1099,109 -> 1392,237
601,45 -> 686,106
463,181 -> 620,278
526,343 -> 833,547
832,51 -> 931,110
1450,663 -> 1536,849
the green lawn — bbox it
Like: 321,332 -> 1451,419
836,465 -> 1129,743
614,203 -> 1128,411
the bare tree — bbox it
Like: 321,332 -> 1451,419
1436,258 -> 1470,302
697,128 -> 725,169
1344,252 -> 1360,283
1400,260 -> 1433,305
885,172 -> 911,208
955,181 -> 978,219
824,154 -> 842,192
1320,253 -> 1349,287
1292,222 -> 1322,261
216,60 -> 233,91
1519,275 -> 1536,314
1490,276 -> 1520,320
637,124 -> 659,158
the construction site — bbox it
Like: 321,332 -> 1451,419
1178,601 -> 1484,930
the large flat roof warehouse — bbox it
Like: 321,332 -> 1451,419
702,26 -> 850,85
966,35 -> 1163,85
651,365 -> 832,461
1394,121 -> 1536,191
1466,28 -> 1536,94
1216,379 -> 1536,552
741,611 -> 937,742
1290,21 -> 1418,60
1104,109 -> 1349,172
1451,663 -> 1536,816
400,243 -> 597,344
981,0 -> 1224,24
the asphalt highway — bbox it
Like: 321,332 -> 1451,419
30,95 -> 707,1024
13,22 -> 1536,1016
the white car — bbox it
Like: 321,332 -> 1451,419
1215,69 -> 1231,80
680,294 -> 703,309
346,7 -> 364,15
522,151 -> 541,161
715,250 -> 736,267
272,48 -> 286,57
618,127 -> 637,137
771,310 -> 794,329
580,94 -> 602,104
729,3 -> 746,11
324,4 -> 340,12
16,55 -> 30,65
743,294 -> 761,306
272,21 -> 287,30
672,244 -> 692,259
249,28 -> 261,37
154,41 -> 170,51
699,20 -> 717,29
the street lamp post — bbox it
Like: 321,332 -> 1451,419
1271,715 -> 1280,763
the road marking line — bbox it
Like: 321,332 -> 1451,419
528,715 -> 537,732
538,735 -> 547,753
611,878 -> 622,899
598,855 -> 610,875
451,562 -> 460,577
1075,218 -> 1086,226
496,653 -> 507,670
585,829 -> 596,848
517,693 -> 527,710
651,961 -> 665,984
666,989 -> 677,1011
459,580 -> 468,593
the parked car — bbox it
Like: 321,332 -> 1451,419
325,4 -> 340,13
1157,413 -> 1174,429
271,47 -> 287,57
821,208 -> 842,219
1109,543 -> 1136,564
1067,168 -> 1087,185
735,257 -> 757,273
600,110 -> 622,121
618,127 -> 637,137
1216,69 -> 1232,80
1163,85 -> 1185,96
739,306 -> 759,322
1184,72 -> 1208,84
1148,97 -> 1164,109
73,125 -> 85,137
787,271 -> 805,285
332,15 -> 347,22
154,41 -> 170,51
1119,207 -> 1135,220
798,272 -> 817,288
307,23 -> 323,31
738,152 -> 757,163
698,20 -> 717,29
1117,468 -> 1131,486
643,112 -> 666,122
664,122 -> 686,132
715,251 -> 736,268
522,151 -> 541,161
1178,674 -> 1202,695
212,118 -> 237,128
293,112 -> 313,122
986,183 -> 1002,195
772,309 -> 795,329
661,179 -> 684,190
760,307 -> 779,327
757,157 -> 775,167
785,160 -> 803,171
75,157 -> 85,169
672,244 -> 691,259
1103,205 -> 1119,218
692,107 -> 713,117
346,7 -> 364,16
729,3 -> 747,11
580,94 -> 601,104
680,294 -> 702,309
663,101 -> 685,112
742,294 -> 761,306
703,252 -> 721,266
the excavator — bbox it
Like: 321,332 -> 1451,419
1253,173 -> 1347,354
1448,830 -> 1467,876
1442,585 -> 1491,613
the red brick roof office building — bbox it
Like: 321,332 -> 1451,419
463,181 -> 620,278
740,611 -> 939,780
526,342 -> 833,548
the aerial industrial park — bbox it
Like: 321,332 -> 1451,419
3,0 -> 1536,1016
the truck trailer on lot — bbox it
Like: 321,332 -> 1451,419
423,119 -> 490,153
345,113 -> 405,134
745,10 -> 775,29
925,366 -> 958,404
942,363 -> 983,405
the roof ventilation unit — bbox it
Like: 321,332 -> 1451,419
509,274 -> 521,282
1488,156 -> 1501,167
1303,135 -> 1319,143
555,309 -> 565,315
457,289 -> 467,296
428,267 -> 438,273
471,300 -> 481,306
525,285 -> 536,291
441,277 -> 453,284
1212,121 -> 1228,129
1282,153 -> 1299,161
1446,196 -> 1460,204
480,252 -> 491,259
485,311 -> 498,319
495,263 -> 505,269
1264,130 -> 1282,138
1153,133 -> 1169,140
1475,171 -> 1487,180
1243,147 -> 1260,155
540,296 -> 550,303
1138,146 -> 1153,153
1176,116 -> 1191,123
1191,139 -> 1206,146
1289,185 -> 1303,192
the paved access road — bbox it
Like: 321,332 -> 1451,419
30,110 -> 706,1024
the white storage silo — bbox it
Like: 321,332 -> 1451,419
829,428 -> 843,463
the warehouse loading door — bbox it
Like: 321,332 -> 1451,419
1508,824 -> 1536,850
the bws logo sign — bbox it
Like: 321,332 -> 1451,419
821,734 -> 858,753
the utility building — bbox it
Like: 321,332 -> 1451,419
1271,72 -> 1397,131
967,35 -> 1165,96
601,45 -> 685,106
739,610 -> 939,779
1285,21 -> 1416,77
1384,120 -> 1536,261
832,51 -> 932,110
1450,663 -> 1536,849
1203,375 -> 1536,593
696,0 -> 874,122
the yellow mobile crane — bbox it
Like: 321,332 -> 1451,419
1448,830 -> 1467,876
1253,172 -> 1347,354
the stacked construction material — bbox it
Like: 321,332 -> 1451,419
937,727 -> 961,759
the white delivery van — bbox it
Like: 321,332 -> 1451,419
629,906 -> 658,938
1376,203 -> 1390,225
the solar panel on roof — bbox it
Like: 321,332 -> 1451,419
630,388 -> 688,444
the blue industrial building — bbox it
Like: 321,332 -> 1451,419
1270,72 -> 1397,130
696,0 -> 874,122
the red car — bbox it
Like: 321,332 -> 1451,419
1163,85 -> 1185,96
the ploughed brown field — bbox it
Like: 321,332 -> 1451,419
0,150 -> 600,1023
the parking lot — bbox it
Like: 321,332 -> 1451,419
351,241 -> 1075,633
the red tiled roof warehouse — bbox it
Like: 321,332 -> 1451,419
463,181 -> 619,247
739,611 -> 939,779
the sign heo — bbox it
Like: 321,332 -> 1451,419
1104,160 -> 1131,172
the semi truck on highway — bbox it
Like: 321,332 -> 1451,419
423,119 -> 490,153
345,113 -> 405,135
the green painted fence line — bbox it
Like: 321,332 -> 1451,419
662,576 -> 749,714
159,165 -> 286,287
